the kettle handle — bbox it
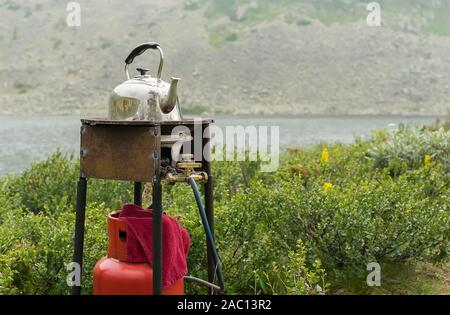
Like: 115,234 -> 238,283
124,42 -> 164,82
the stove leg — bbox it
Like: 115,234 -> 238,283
152,178 -> 163,295
72,177 -> 87,295
134,182 -> 142,206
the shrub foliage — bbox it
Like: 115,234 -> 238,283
0,126 -> 448,294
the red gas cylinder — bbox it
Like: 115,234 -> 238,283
93,211 -> 184,295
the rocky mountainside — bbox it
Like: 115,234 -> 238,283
0,0 -> 449,116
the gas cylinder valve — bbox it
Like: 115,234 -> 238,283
165,160 -> 208,185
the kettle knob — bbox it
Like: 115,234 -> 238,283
136,68 -> 150,76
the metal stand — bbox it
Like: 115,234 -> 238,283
134,182 -> 143,206
72,177 -> 87,296
71,118 -> 216,295
151,178 -> 163,295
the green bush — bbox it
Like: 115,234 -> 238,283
0,204 -> 109,294
367,125 -> 449,176
5,150 -> 78,214
0,126 -> 448,294
5,150 -> 134,215
256,240 -> 327,295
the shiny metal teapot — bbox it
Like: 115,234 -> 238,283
109,42 -> 182,121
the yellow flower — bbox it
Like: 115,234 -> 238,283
321,148 -> 329,164
323,182 -> 333,191
424,154 -> 431,166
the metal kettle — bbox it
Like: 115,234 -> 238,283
109,42 -> 182,121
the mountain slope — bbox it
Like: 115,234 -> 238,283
0,0 -> 449,116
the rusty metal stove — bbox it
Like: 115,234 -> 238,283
72,117 -> 216,295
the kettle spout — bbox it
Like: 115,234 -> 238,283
161,77 -> 181,114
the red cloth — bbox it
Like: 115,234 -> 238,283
118,204 -> 190,289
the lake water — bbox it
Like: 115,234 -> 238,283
0,115 -> 439,175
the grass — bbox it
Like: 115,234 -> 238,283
184,0 -> 202,11
198,0 -> 450,47
5,1 -> 20,11
12,26 -> 18,41
51,38 -> 63,50
333,261 -> 450,295
204,0 -> 300,48
424,10 -> 450,37
308,10 -> 361,27
182,105 -> 209,115
13,81 -> 39,94
204,0 -> 237,21
207,27 -> 239,48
